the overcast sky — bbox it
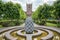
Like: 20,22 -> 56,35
2,0 -> 56,11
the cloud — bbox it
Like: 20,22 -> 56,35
2,0 -> 10,2
2,0 -> 56,11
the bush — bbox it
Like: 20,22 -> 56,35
39,20 -> 46,25
34,20 -> 46,25
47,20 -> 57,24
0,25 -> 3,28
57,22 -> 60,28
0,21 -> 9,27
0,20 -> 24,27
57,24 -> 60,27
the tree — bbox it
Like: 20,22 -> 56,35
53,0 -> 60,20
53,0 -> 60,27
39,4 -> 53,19
3,2 -> 20,20
20,9 -> 26,20
38,4 -> 53,25
0,0 -> 5,20
32,7 -> 39,20
0,0 -> 26,27
32,3 -> 54,25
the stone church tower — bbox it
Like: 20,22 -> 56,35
26,4 -> 32,16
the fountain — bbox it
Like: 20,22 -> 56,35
0,0 -> 60,40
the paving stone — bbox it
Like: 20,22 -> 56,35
4,29 -> 18,40
17,29 -> 42,40
40,29 -> 54,40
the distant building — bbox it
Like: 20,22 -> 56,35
26,4 -> 32,16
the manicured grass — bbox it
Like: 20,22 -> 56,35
46,22 -> 57,27
0,25 -> 3,28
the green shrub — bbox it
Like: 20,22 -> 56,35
57,22 -> 60,28
0,20 -> 24,27
47,20 -> 57,24
1,21 -> 9,27
34,20 -> 46,25
8,22 -> 16,26
40,20 -> 46,25
0,25 -> 3,28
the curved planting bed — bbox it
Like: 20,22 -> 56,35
0,26 -> 60,40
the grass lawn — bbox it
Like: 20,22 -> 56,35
46,22 -> 57,27
0,25 -> 3,28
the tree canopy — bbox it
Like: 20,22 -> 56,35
32,0 -> 60,20
0,0 -> 26,20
